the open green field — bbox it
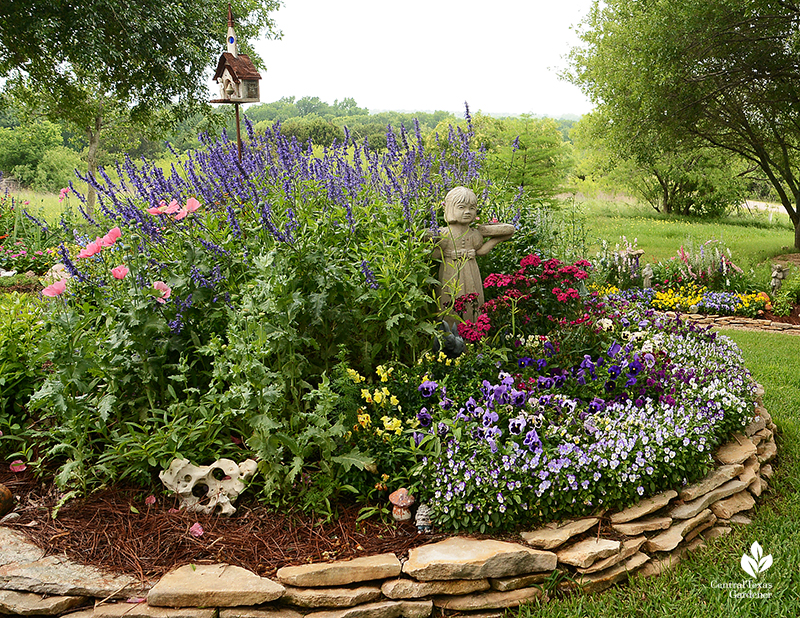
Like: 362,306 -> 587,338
513,328 -> 800,618
569,196 -> 797,266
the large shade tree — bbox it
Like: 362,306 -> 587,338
567,0 -> 800,246
0,0 -> 280,209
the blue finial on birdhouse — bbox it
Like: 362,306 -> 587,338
226,4 -> 238,57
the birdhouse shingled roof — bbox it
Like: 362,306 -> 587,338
213,52 -> 262,83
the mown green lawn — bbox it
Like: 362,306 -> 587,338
512,328 -> 800,618
568,197 -> 797,266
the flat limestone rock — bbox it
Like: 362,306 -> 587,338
0,529 -> 46,566
147,564 -> 284,608
758,439 -> 777,464
609,490 -> 677,524
710,491 -> 756,520
95,603 -> 216,618
577,537 -> 646,575
669,479 -> 746,520
381,578 -> 489,599
557,538 -> 621,569
576,552 -> 650,594
638,552 -> 681,578
679,464 -> 744,502
749,476 -> 765,498
403,537 -> 556,581
488,572 -> 548,592
611,516 -> 672,536
432,587 -> 541,611
738,456 -> 760,487
683,519 -> 716,544
0,553 -> 142,599
744,414 -> 766,436
701,526 -> 732,542
220,608 -> 304,618
646,509 -> 716,553
282,585 -> 382,608
303,600 -> 432,618
714,434 -> 757,466
0,590 -> 87,616
728,513 -> 753,525
519,518 -> 599,550
277,554 -> 401,588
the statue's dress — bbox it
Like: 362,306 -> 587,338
436,228 -> 485,322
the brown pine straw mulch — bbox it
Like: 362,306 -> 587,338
0,469 -> 456,587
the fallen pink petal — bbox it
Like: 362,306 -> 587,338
189,522 -> 204,537
125,598 -> 146,604
144,495 -> 156,505
9,460 -> 27,473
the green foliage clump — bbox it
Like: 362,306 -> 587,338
0,293 -> 47,454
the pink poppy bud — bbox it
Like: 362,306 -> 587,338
42,280 -> 67,297
144,495 -> 156,505
111,265 -> 129,280
189,522 -> 204,537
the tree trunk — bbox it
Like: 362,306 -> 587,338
85,114 -> 102,217
795,214 -> 800,250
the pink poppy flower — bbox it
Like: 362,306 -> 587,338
78,239 -> 102,258
165,199 -> 181,214
189,522 -> 204,537
153,281 -> 172,303
146,201 -> 167,215
9,460 -> 27,473
111,265 -> 129,279
58,187 -> 70,202
101,227 -> 122,247
174,198 -> 200,221
42,280 -> 67,297
144,495 -> 156,506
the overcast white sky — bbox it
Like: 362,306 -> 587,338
248,0 -> 595,118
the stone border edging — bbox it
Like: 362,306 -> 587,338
0,389 -> 777,618
663,310 -> 800,334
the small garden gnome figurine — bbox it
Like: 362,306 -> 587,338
433,187 -> 513,323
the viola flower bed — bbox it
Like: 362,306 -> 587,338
359,299 -> 757,533
600,283 -> 769,317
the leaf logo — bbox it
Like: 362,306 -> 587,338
741,542 -> 773,579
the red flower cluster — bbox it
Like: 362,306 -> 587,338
457,313 -> 491,342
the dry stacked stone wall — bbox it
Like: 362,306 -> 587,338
0,387 -> 777,618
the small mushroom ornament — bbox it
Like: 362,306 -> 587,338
388,487 -> 415,521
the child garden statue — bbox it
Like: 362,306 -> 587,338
433,186 -> 514,323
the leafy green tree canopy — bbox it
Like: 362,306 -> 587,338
567,0 -> 800,245
0,0 -> 280,123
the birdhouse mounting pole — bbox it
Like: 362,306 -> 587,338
234,102 -> 243,162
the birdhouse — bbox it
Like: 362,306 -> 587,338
210,6 -> 262,104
